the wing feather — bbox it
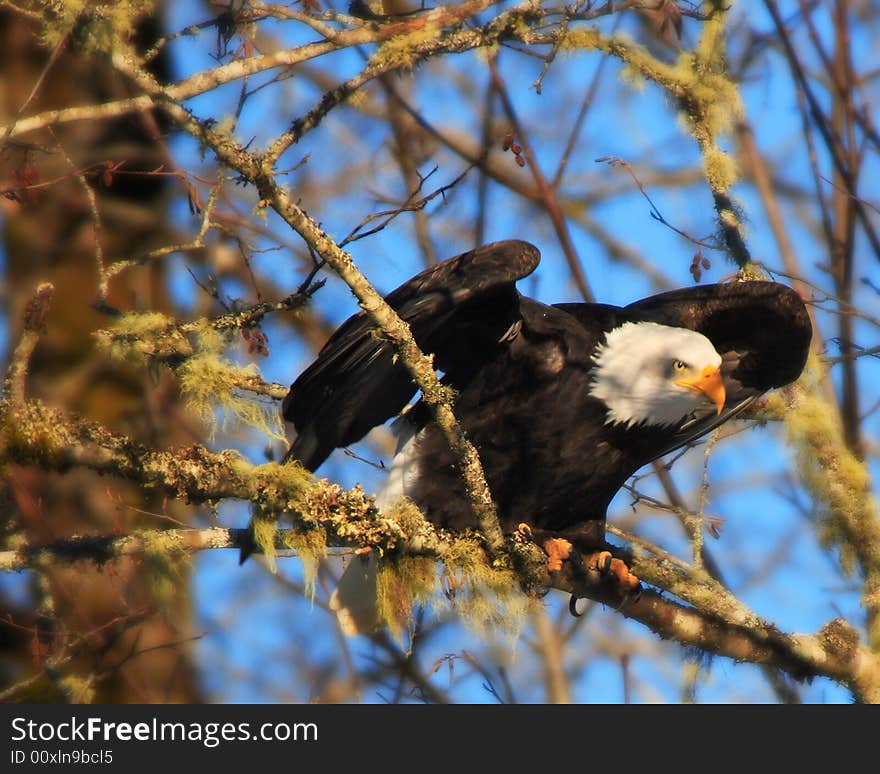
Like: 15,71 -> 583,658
284,240 -> 541,470
557,280 -> 811,464
622,280 -> 812,391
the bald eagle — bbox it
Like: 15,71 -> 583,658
266,241 -> 812,631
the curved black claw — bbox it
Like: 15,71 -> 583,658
565,547 -> 641,617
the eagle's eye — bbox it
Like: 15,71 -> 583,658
672,359 -> 688,372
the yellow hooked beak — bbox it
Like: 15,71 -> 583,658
675,365 -> 726,415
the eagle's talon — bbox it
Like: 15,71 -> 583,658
542,537 -> 572,572
276,241 -> 810,638
589,550 -> 640,591
589,550 -> 613,574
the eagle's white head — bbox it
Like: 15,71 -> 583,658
589,321 -> 726,428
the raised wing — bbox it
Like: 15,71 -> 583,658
283,240 -> 541,470
557,280 -> 812,462
623,280 -> 812,391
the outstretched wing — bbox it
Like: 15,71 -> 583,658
631,280 -> 811,459
557,280 -> 812,461
283,240 -> 541,470
623,280 -> 812,390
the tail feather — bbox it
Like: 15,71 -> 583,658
329,553 -> 380,637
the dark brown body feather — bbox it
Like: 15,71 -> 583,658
282,240 -> 811,547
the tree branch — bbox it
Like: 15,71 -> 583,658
4,514 -> 879,702
108,39 -> 511,560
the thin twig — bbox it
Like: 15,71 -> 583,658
488,56 -> 594,301
3,282 -> 54,405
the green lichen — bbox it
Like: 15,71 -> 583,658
176,334 -> 285,442
703,146 -> 739,193
57,674 -> 96,705
282,528 -> 328,601
233,461 -> 350,536
0,399 -> 73,471
694,9 -> 728,69
507,10 -> 536,45
376,555 -> 437,642
370,24 -> 443,72
768,355 -> 880,574
98,316 -> 284,442
94,312 -> 189,365
735,262 -> 767,282
251,511 -> 279,573
701,78 -> 742,137
438,535 -> 528,641
36,0 -> 158,50
238,461 -> 327,576
619,64 -> 648,93
473,42 -> 500,63
560,27 -> 682,98
558,26 -> 604,53
384,497 -> 435,550
213,115 -> 238,139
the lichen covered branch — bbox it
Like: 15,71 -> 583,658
109,37 -> 508,559
3,503 -> 879,701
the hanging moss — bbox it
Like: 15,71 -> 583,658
251,512 -> 279,573
769,355 -> 880,576
37,0 -> 158,50
97,315 -> 284,442
94,311 -> 189,365
57,674 -> 96,705
242,462 -> 330,577
376,555 -> 437,643
281,528 -> 329,601
438,535 -> 528,640
177,350 -> 285,442
139,529 -> 192,613
176,326 -> 285,442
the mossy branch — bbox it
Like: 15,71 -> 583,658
767,358 -> 880,651
109,41 -> 508,561
562,9 -> 750,266
1,336 -> 877,699
1,375 -> 878,699
3,0 -> 751,273
94,311 -> 289,434
3,513 -> 880,701
0,398 -> 437,557
3,282 -> 54,406
1,0 -> 514,144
